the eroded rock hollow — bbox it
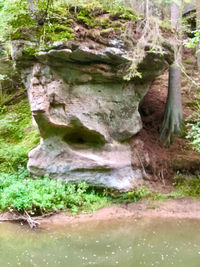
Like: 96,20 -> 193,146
12,39 -> 173,190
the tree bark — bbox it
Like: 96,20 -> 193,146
171,2 -> 180,30
160,0 -> 183,145
144,0 -> 149,20
160,65 -> 183,145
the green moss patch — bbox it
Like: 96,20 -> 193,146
0,0 -> 138,49
0,99 -> 40,172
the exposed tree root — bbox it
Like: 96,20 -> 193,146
23,211 -> 40,229
0,211 -> 40,229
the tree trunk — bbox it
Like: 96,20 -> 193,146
0,82 -> 2,100
197,0 -> 200,71
160,0 -> 183,146
160,65 -> 183,145
171,2 -> 180,30
144,0 -> 149,20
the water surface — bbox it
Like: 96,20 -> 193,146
0,217 -> 199,266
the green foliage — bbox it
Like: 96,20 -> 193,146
0,0 -> 137,45
187,121 -> 200,153
186,108 -> 200,154
150,191 -> 183,201
119,187 -> 151,203
106,187 -> 151,204
43,23 -> 74,42
173,174 -> 200,198
0,0 -> 36,39
0,99 -> 40,172
185,28 -> 200,51
0,168 -> 109,215
0,105 -> 7,115
76,9 -> 94,26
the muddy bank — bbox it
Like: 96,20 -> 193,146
1,197 -> 200,227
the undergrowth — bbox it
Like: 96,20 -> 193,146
186,107 -> 200,154
0,168 -> 109,215
2,169 -> 199,217
173,174 -> 200,198
0,99 -> 40,172
106,187 -> 151,204
0,168 -> 170,216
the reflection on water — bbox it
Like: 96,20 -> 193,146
0,217 -> 199,267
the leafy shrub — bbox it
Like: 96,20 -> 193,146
0,0 -> 35,39
0,168 -> 109,215
186,109 -> 200,154
187,122 -> 200,153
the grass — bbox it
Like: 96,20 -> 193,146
173,174 -> 200,198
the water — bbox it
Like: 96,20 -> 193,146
0,217 -> 199,267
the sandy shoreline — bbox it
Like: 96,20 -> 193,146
1,197 -> 199,227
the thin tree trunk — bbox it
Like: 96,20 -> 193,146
0,82 -> 2,100
197,0 -> 200,71
160,0 -> 183,145
160,65 -> 182,145
144,0 -> 149,20
171,2 -> 180,30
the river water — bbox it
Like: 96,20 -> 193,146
0,217 -> 199,267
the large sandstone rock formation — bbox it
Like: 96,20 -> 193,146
12,38 -> 173,190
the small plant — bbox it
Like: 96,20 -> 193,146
186,108 -> 200,154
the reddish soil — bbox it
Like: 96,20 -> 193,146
132,47 -> 200,187
28,198 -> 200,226
1,198 -> 200,227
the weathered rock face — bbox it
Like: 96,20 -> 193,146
12,39 -> 173,190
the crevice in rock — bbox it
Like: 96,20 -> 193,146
63,127 -> 106,149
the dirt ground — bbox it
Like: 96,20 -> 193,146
26,198 -> 200,226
